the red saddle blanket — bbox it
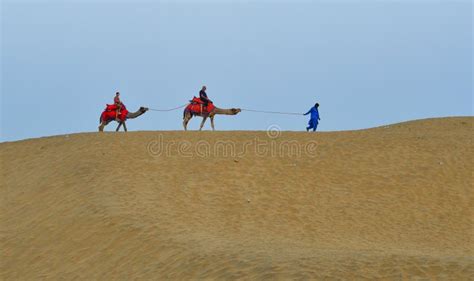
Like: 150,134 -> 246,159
100,104 -> 129,122
186,97 -> 216,114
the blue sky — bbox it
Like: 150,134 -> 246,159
1,0 -> 472,141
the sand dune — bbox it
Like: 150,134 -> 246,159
1,117 -> 473,280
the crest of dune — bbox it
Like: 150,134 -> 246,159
1,117 -> 473,280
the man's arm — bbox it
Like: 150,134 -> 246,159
303,109 -> 311,116
199,91 -> 209,101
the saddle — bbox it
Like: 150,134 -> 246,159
100,104 -> 129,123
186,97 -> 215,114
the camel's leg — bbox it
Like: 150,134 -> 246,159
98,120 -> 110,132
210,115 -> 215,131
199,116 -> 208,131
116,122 -> 123,132
123,122 -> 128,132
99,122 -> 105,132
183,113 -> 192,131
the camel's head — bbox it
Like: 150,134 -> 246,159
139,107 -> 149,113
231,108 -> 242,115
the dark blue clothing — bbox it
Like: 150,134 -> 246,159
304,107 -> 320,120
304,107 -> 320,132
199,90 -> 208,99
199,90 -> 210,105
307,119 -> 319,131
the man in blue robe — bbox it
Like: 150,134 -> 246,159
304,103 -> 320,132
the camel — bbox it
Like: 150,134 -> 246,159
183,107 -> 241,131
98,107 -> 149,132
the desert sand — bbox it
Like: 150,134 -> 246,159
1,117 -> 473,280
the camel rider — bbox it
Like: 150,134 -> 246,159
199,86 -> 211,107
114,91 -> 122,121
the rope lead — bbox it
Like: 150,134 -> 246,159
147,104 -> 303,116
148,104 -> 189,112
241,108 -> 302,116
